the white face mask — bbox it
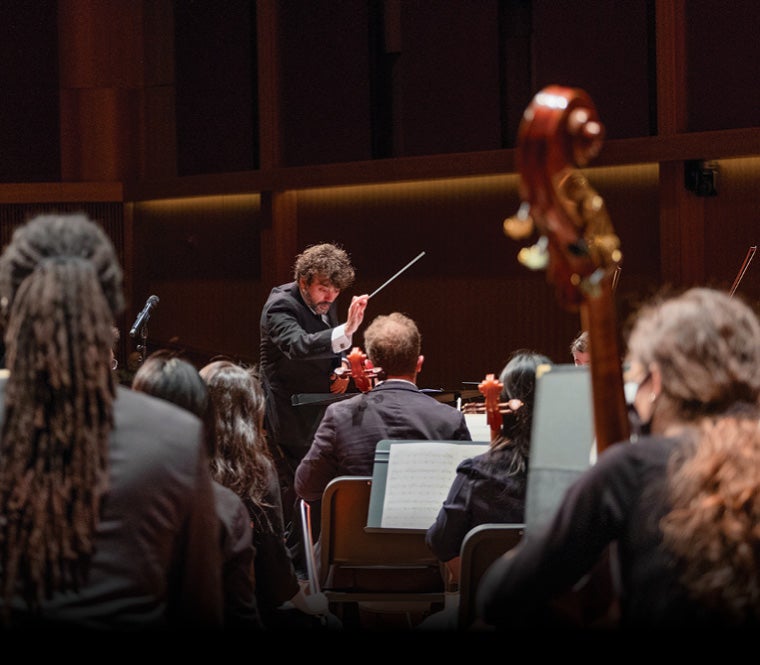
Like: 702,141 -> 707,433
624,371 -> 654,440
624,381 -> 640,405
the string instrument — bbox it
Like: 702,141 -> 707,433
478,373 -> 504,442
504,85 -> 629,454
346,346 -> 381,393
503,85 -> 628,627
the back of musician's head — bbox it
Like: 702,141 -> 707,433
293,242 -> 355,290
626,287 -> 760,419
498,349 -> 553,451
0,212 -> 124,614
199,359 -> 274,521
569,330 -> 589,354
632,288 -> 760,622
363,312 -> 421,376
131,350 -> 216,457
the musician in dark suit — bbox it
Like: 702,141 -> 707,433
294,312 -> 472,545
259,243 -> 368,568
0,213 -> 223,631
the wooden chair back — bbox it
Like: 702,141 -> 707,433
457,523 -> 524,630
317,476 -> 445,605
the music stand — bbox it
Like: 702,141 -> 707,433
525,364 -> 594,534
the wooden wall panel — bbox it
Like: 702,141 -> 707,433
278,1 -> 373,166
174,0 -> 256,175
702,157 -> 760,305
58,0 -> 176,182
686,0 -> 760,132
394,2 -> 503,156
130,195 -> 262,367
59,87 -> 142,181
0,1 -> 60,182
532,0 -> 653,139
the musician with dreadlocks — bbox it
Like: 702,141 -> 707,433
0,213 -> 223,631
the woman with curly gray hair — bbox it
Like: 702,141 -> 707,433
478,287 -> 760,630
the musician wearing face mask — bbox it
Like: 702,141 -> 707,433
478,287 -> 760,631
624,363 -> 655,440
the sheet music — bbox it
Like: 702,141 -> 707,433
380,441 -> 488,529
464,412 -> 491,441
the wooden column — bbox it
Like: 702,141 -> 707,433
656,0 -> 705,287
257,1 -> 296,284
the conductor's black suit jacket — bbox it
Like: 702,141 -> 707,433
259,281 -> 347,466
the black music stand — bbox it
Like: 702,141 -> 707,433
291,393 -> 355,407
524,364 -> 594,534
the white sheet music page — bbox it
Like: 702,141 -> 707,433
464,412 -> 491,441
380,441 -> 488,529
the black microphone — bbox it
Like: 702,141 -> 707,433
129,295 -> 160,337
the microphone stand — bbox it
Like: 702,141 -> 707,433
134,321 -> 149,367
129,294 -> 159,368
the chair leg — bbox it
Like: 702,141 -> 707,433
331,601 -> 362,630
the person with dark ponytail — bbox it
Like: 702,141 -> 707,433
425,350 -> 553,583
0,213 -> 223,631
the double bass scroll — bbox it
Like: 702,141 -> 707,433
504,85 -> 629,455
504,85 -> 627,628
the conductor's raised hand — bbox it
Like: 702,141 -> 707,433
344,293 -> 369,337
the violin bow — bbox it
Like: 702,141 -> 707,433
729,245 -> 757,298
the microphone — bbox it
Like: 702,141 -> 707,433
129,295 -> 160,337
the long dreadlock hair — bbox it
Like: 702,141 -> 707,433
0,213 -> 124,613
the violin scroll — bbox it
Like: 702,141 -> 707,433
346,346 -> 380,393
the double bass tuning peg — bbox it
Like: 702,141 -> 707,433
517,236 -> 549,271
503,202 -> 534,240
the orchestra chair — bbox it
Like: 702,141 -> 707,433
316,476 -> 445,627
457,523 -> 525,630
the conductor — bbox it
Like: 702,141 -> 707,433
259,243 -> 368,529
